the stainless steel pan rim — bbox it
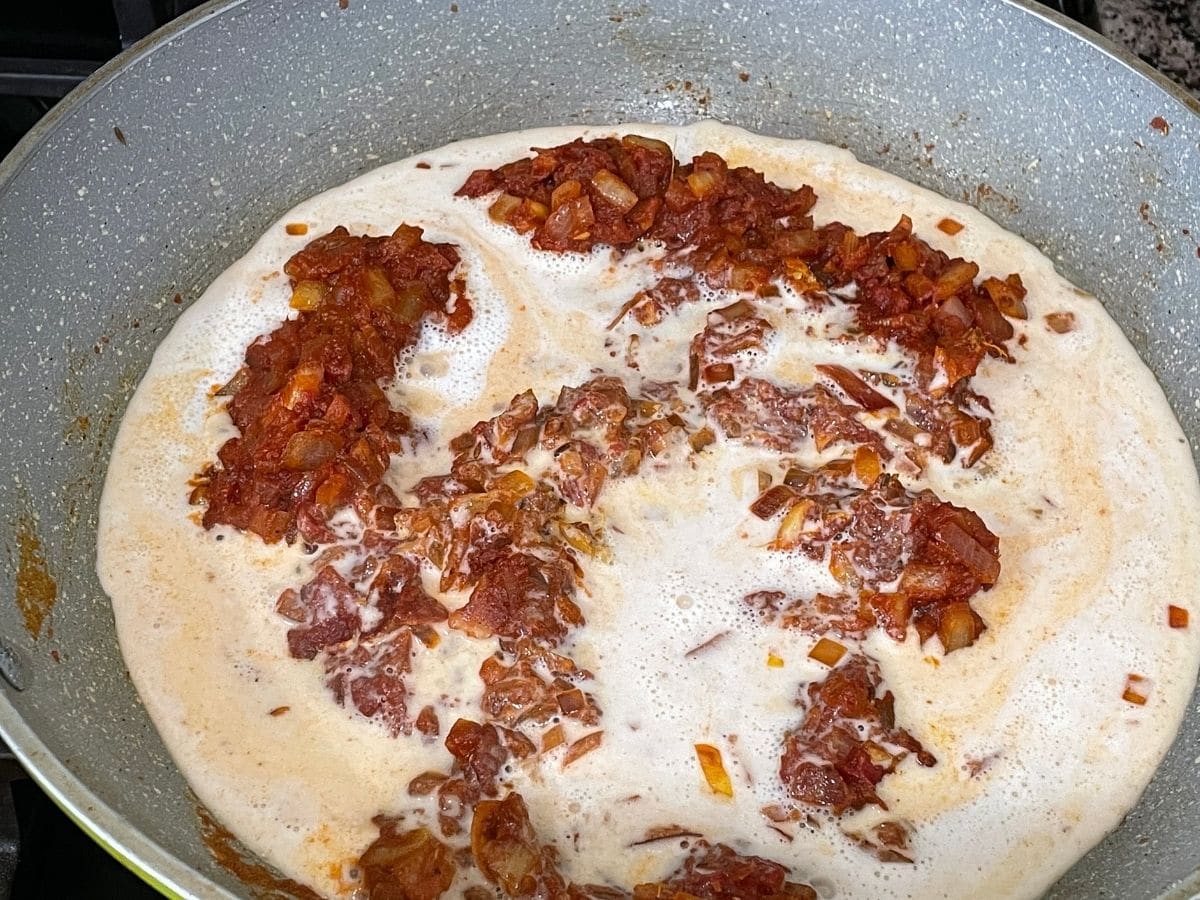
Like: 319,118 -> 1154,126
0,0 -> 1196,896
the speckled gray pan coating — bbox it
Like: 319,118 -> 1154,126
0,0 -> 1196,896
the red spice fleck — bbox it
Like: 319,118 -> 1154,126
1149,116 -> 1170,135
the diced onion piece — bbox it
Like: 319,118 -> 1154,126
938,602 -> 981,653
932,260 -> 980,301
936,217 -> 964,235
280,363 -> 323,410
285,222 -> 309,236
364,266 -> 397,309
689,427 -> 715,452
938,294 -> 972,326
687,169 -> 721,199
621,133 -> 672,157
1168,604 -> 1189,629
591,169 -> 639,213
782,466 -> 810,488
493,470 -> 535,496
563,730 -> 604,767
550,178 -> 583,211
808,637 -> 846,667
215,366 -> 250,397
748,487 -> 796,520
891,240 -> 920,271
694,744 -> 734,797
289,280 -> 328,311
816,364 -> 895,411
716,298 -> 755,320
766,652 -> 785,668
1045,311 -> 1076,333
982,274 -> 1028,319
757,470 -> 773,493
407,770 -> 449,796
282,430 -> 338,471
772,499 -> 813,547
557,688 -> 587,717
393,282 -> 426,323
488,192 -> 522,223
854,446 -> 882,485
542,193 -> 594,243
1122,673 -> 1149,706
541,724 -> 565,753
828,545 -> 861,586
704,362 -> 735,383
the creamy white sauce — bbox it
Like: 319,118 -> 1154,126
96,123 -> 1200,899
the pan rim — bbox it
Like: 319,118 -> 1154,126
0,0 -> 1195,896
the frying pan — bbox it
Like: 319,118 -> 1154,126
0,0 -> 1197,896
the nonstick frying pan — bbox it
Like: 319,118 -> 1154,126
0,0 -> 1197,896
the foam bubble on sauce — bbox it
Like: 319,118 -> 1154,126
98,123 -> 1200,899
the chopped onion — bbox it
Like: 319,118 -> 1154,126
766,651 -> 785,668
686,169 -> 721,199
808,637 -> 846,667
1122,673 -> 1149,706
763,499 -> 810,549
492,470 -> 535,496
937,603 -> 980,653
364,266 -> 396,309
406,770 -> 448,796
1168,604 -> 1189,629
621,133 -> 672,157
891,240 -> 920,271
938,294 -> 972,326
541,724 -> 566,753
284,222 -> 309,236
816,364 -> 896,411
703,362 -> 735,384
289,280 -> 328,312
563,730 -> 604,767
282,430 -> 338,471
936,217 -> 964,235
854,446 -> 882,485
982,273 -> 1028,319
591,169 -> 639,213
716,297 -> 755,320
550,178 -> 583,210
488,192 -> 521,223
694,743 -> 734,797
689,427 -> 715,452
932,260 -> 980,301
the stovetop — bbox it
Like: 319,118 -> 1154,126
0,0 -> 1195,897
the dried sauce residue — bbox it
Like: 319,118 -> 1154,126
197,804 -> 323,900
15,515 -> 57,640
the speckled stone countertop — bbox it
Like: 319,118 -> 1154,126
1098,0 -> 1200,92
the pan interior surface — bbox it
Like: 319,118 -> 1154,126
0,0 -> 1196,896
